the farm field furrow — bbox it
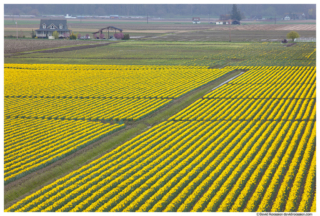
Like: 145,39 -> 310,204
5,120 -> 315,212
4,64 -> 232,98
5,98 -> 173,121
204,83 -> 315,99
4,61 -> 316,212
4,64 -> 233,185
4,118 -> 124,184
169,98 -> 315,121
170,65 -> 315,122
226,66 -> 315,84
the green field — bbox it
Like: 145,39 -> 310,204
5,41 -> 316,67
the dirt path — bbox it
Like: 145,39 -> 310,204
283,43 -> 297,47
34,42 -> 119,53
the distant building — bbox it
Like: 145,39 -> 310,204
232,20 -> 241,25
65,14 -> 76,19
192,17 -> 200,24
215,20 -> 230,25
284,15 -> 291,20
214,20 -> 240,25
35,19 -> 70,38
283,13 -> 305,20
110,15 -> 119,19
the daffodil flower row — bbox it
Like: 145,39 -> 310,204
5,98 -> 172,121
5,64 -> 232,99
5,119 -> 315,212
225,66 -> 315,84
4,118 -> 124,184
285,125 -> 316,212
169,98 -> 315,121
204,83 -> 315,99
297,149 -> 316,212
4,62 -> 316,212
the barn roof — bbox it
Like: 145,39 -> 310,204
92,26 -> 123,34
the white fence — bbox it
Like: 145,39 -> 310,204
295,38 -> 316,42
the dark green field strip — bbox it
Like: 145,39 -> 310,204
5,41 -> 316,67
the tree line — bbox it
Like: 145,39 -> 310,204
5,4 -> 316,19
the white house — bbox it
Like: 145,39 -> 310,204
284,15 -> 290,20
35,19 -> 71,38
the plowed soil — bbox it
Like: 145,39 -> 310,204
4,39 -> 103,54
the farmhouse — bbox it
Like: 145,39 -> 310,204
192,17 -> 200,24
284,15 -> 291,20
35,19 -> 71,38
215,20 -> 240,25
215,20 -> 230,25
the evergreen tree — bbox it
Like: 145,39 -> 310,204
231,4 -> 241,21
31,29 -> 36,38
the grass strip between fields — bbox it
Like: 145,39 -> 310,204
4,70 -> 242,209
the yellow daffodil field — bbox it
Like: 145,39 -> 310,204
4,64 -> 232,98
4,64 -> 233,184
4,118 -> 124,184
5,63 -> 316,212
5,97 -> 173,121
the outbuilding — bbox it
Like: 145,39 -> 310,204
92,26 -> 123,39
215,20 -> 229,25
284,15 -> 291,20
232,20 -> 241,25
192,17 -> 201,24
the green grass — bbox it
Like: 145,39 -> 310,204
5,41 -> 316,67
16,43 -> 102,53
4,20 -> 40,25
4,70 -> 241,209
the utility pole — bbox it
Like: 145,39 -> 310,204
15,22 -> 18,39
147,13 -> 148,24
229,19 -> 231,42
275,14 -> 276,24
